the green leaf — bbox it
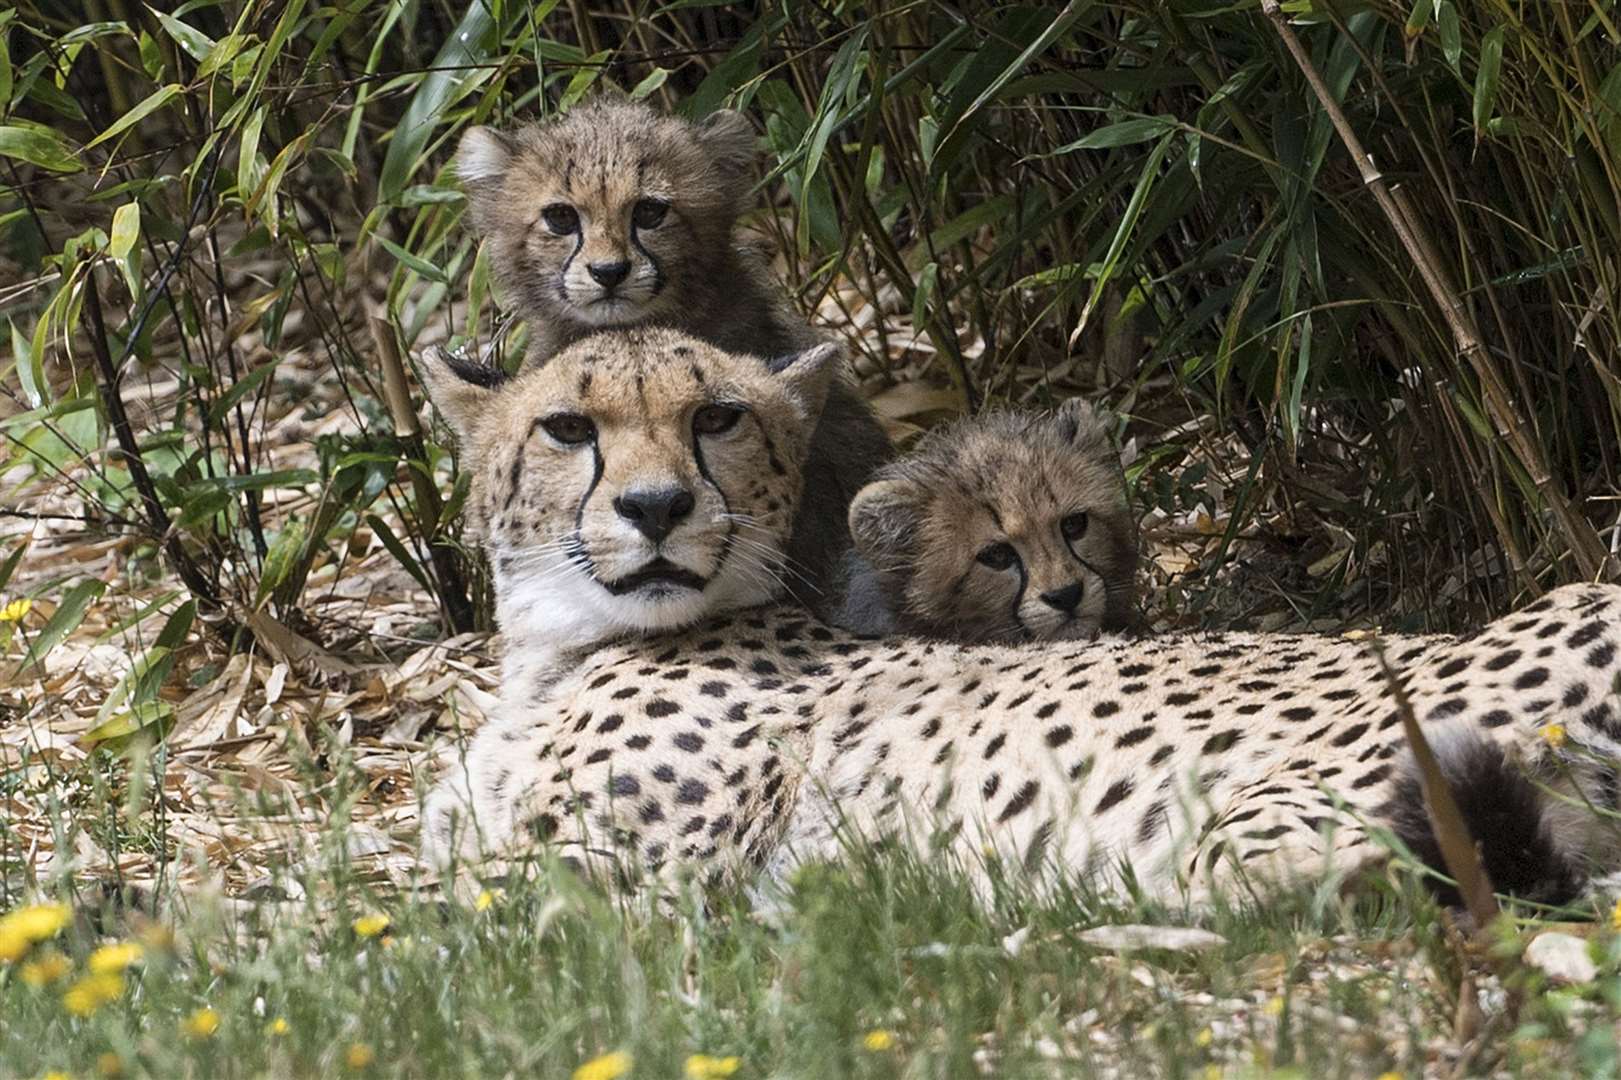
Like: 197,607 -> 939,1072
15,579 -> 105,675
150,7 -> 215,62
255,518 -> 307,610
206,357 -> 281,427
84,83 -> 182,149
367,513 -> 432,593
377,1 -> 501,204
1437,1 -> 1461,71
1472,25 -> 1505,138
0,538 -> 26,594
10,318 -> 46,409
109,200 -> 140,259
375,235 -> 448,284
935,0 -> 1093,165
630,68 -> 670,100
1051,116 -> 1176,154
0,124 -> 81,172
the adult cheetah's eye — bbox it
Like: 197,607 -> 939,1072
975,542 -> 1018,571
632,198 -> 670,230
693,404 -> 744,436
541,204 -> 580,235
1060,512 -> 1090,541
540,413 -> 595,445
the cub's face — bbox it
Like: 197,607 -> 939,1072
850,401 -> 1139,643
458,99 -> 755,332
420,328 -> 837,645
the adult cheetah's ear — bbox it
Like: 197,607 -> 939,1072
848,476 -> 925,565
1053,397 -> 1115,457
767,341 -> 842,424
417,346 -> 507,444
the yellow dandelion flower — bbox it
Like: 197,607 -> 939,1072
1195,1027 -> 1214,1047
20,950 -> 71,987
267,1017 -> 290,1037
97,1052 -> 125,1077
0,928 -> 28,963
862,1030 -> 897,1052
0,598 -> 33,622
351,913 -> 390,938
1375,1073 -> 1403,1080
573,1050 -> 633,1080
345,1043 -> 375,1070
685,1054 -> 741,1079
0,903 -> 71,953
182,1007 -> 220,1039
62,972 -> 125,1017
87,942 -> 144,976
42,1072 -> 71,1080
475,889 -> 497,912
1611,897 -> 1621,932
1542,724 -> 1568,749
1263,996 -> 1285,1017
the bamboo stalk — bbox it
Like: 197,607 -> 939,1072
1260,0 -> 1613,583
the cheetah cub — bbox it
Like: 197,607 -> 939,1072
455,97 -> 892,614
840,400 -> 1138,642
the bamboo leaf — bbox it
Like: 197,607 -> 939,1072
1472,25 -> 1505,138
84,83 -> 181,149
15,579 -> 105,674
375,235 -> 449,284
1050,116 -> 1177,154
377,0 -> 502,204
0,124 -> 80,172
108,200 -> 140,259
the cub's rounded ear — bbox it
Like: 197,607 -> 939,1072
457,127 -> 514,188
848,475 -> 925,565
1053,397 -> 1115,456
417,347 -> 508,445
767,341 -> 843,420
696,109 -> 757,167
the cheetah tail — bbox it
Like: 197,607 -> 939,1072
1385,733 -> 1586,909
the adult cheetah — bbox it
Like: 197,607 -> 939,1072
420,327 -> 1621,907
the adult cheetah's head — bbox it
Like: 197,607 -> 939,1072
457,97 -> 754,332
419,327 -> 839,645
849,399 -> 1139,643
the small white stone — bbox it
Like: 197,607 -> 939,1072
1076,924 -> 1229,953
1525,932 -> 1598,984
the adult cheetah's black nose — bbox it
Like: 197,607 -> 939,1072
614,487 -> 696,543
588,260 -> 632,289
1040,583 -> 1084,614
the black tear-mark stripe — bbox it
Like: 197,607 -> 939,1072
628,216 -> 666,299
690,405 -> 737,589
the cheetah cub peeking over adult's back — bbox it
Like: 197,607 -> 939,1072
454,98 -> 892,615
839,400 -> 1139,642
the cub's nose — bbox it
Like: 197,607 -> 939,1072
613,487 -> 696,543
588,260 -> 632,289
1039,583 -> 1084,614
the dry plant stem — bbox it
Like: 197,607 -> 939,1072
81,276 -> 227,618
1369,643 -> 1499,932
1260,0 -> 1613,583
368,317 -> 476,635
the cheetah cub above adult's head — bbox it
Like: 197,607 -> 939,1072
418,327 -> 840,685
844,400 -> 1138,643
458,97 -> 791,358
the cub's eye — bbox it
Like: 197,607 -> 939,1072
975,542 -> 1018,571
693,404 -> 744,436
632,198 -> 669,230
541,204 -> 580,235
1060,512 -> 1090,541
541,413 -> 595,445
